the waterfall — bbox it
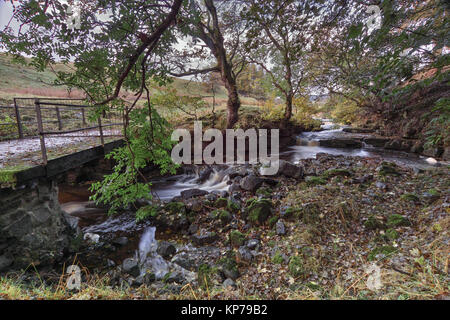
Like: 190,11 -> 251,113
138,227 -> 169,280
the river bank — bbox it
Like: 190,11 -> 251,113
0,120 -> 448,300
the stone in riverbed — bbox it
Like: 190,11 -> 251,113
157,241 -> 176,259
122,258 -> 140,277
180,189 -> 209,200
319,138 -> 362,148
240,175 -> 264,192
244,198 -> 273,225
277,160 -> 304,179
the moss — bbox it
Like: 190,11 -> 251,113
400,193 -> 420,202
368,246 -> 397,261
197,264 -> 214,290
323,168 -> 352,178
246,198 -> 273,225
288,256 -> 304,277
387,214 -> 411,227
229,230 -> 246,247
305,176 -> 327,186
164,202 -> 186,215
255,186 -> 272,197
227,200 -> 240,213
272,251 -> 284,264
427,188 -> 440,196
377,162 -> 401,176
385,228 -> 399,240
214,197 -> 228,208
364,215 -> 384,230
268,216 -> 279,228
218,210 -> 232,225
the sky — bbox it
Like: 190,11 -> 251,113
0,1 -> 16,30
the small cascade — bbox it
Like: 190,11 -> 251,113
138,227 -> 169,280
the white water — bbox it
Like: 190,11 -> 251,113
138,227 -> 169,280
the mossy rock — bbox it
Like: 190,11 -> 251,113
364,215 -> 384,230
164,202 -> 186,215
214,197 -> 228,208
246,198 -> 273,225
385,228 -> 400,240
227,200 -> 240,214
305,176 -> 327,186
377,162 -> 401,176
267,216 -> 279,229
387,214 -> 411,227
368,245 -> 397,261
256,187 -> 273,198
288,255 -> 304,277
400,193 -> 420,202
272,251 -> 285,264
217,255 -> 239,280
211,209 -> 232,225
229,230 -> 246,247
323,168 -> 352,178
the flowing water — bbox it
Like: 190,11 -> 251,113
59,119 -> 447,270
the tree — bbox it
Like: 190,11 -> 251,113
0,0 -> 186,214
242,0 -> 329,125
169,0 -> 247,128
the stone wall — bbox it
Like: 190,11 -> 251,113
0,179 -> 77,272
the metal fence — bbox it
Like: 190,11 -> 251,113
0,97 -> 123,164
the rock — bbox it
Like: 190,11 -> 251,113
191,232 -> 218,246
410,140 -> 424,154
188,224 -> 199,235
122,258 -> 140,277
319,138 -> 362,148
205,193 -> 218,202
342,127 -> 374,133
180,189 -> 209,200
278,160 -> 304,179
226,166 -> 252,179
240,175 -> 264,192
196,167 -> 213,183
363,137 -> 390,148
323,168 -> 352,178
83,233 -> 100,244
230,230 -> 246,247
133,272 -> 155,287
305,176 -> 327,186
223,278 -> 237,289
218,257 -> 240,280
214,197 -> 228,208
112,236 -> 128,246
442,147 -> 450,161
172,246 -> 221,271
422,190 -> 440,204
375,181 -> 388,190
237,246 -> 253,263
275,220 -> 286,235
376,162 -> 401,176
245,198 -> 273,225
228,182 -> 241,193
246,239 -> 260,251
107,259 -> 116,267
352,174 -> 373,184
157,241 -> 176,259
423,146 -> 444,158
0,254 -> 13,272
185,198 -> 203,212
0,180 -> 75,271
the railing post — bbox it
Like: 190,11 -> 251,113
81,108 -> 87,126
34,99 -> 48,165
98,116 -> 105,147
13,98 -> 24,139
55,106 -> 62,130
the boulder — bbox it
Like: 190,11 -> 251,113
278,160 -> 304,179
191,232 -> 218,246
319,139 -> 362,148
122,258 -> 140,277
157,241 -> 176,259
240,175 -> 264,192
180,189 -> 209,200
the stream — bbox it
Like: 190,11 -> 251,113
59,119 -> 446,279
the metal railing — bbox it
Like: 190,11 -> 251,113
0,97 -> 124,165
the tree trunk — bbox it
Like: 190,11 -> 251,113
223,71 -> 241,129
